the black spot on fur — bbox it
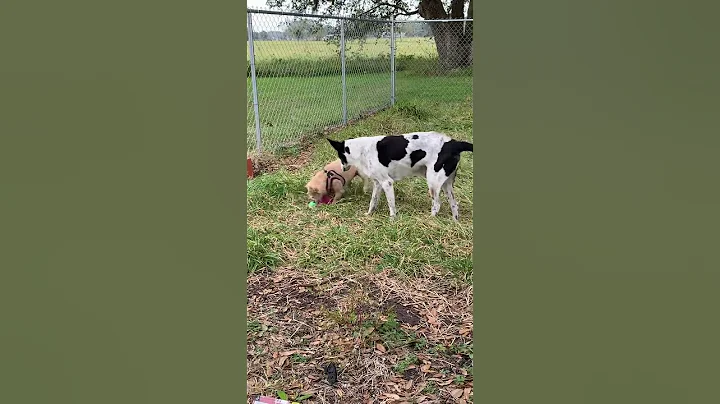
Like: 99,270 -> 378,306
327,138 -> 348,166
412,134 -> 419,139
434,140 -> 473,176
344,146 -> 350,154
376,136 -> 409,167
410,149 -> 426,167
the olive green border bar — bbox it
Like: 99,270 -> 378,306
474,0 -> 720,403
240,0 -> 249,399
1,0 -> 247,403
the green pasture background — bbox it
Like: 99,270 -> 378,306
246,33 -> 472,154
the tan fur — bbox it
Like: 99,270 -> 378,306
305,159 -> 359,203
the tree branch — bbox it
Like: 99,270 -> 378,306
359,1 -> 419,17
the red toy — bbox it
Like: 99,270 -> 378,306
319,194 -> 333,204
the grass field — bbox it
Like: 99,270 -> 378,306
247,36 -> 472,155
248,72 -> 472,154
246,96 -> 473,403
248,38 -> 437,61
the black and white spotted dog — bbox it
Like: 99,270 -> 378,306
327,131 -> 473,220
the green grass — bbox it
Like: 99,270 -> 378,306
246,95 -> 473,281
247,37 -> 472,154
247,38 -> 463,78
248,71 -> 472,153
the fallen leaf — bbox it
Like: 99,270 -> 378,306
463,388 -> 472,399
420,364 -> 431,373
383,393 -> 401,399
450,389 -> 464,398
405,380 -> 413,390
279,350 -> 300,356
376,343 -> 386,353
438,379 -> 453,386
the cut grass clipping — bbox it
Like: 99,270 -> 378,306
247,97 -> 473,403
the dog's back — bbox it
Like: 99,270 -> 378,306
340,131 -> 471,181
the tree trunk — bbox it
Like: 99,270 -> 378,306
418,0 -> 473,71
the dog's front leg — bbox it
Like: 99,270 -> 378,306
366,181 -> 382,215
380,180 -> 396,220
331,189 -> 344,203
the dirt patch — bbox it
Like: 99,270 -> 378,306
403,367 -> 420,381
246,276 -> 276,302
382,298 -> 422,326
246,267 -> 473,404
294,289 -> 335,311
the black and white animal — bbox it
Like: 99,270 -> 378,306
327,131 -> 473,221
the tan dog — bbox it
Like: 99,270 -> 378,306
306,159 -> 360,204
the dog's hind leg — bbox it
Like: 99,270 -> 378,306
366,180 -> 382,215
427,173 -> 444,217
379,179 -> 397,220
429,186 -> 442,217
442,177 -> 460,221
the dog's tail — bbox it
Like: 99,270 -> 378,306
451,140 -> 473,154
434,140 -> 473,174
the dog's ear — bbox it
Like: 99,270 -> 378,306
327,138 -> 344,153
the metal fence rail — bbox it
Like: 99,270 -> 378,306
247,9 -> 472,155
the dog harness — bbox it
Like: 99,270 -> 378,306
324,169 -> 346,196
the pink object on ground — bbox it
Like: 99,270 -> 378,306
253,397 -> 291,404
319,195 -> 333,204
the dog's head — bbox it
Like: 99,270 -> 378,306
327,138 -> 354,172
305,172 -> 327,202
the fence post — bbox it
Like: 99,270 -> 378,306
390,15 -> 396,106
340,19 -> 347,125
247,11 -> 263,153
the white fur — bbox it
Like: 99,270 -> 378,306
334,131 -> 469,221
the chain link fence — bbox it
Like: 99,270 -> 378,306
247,9 -> 472,155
